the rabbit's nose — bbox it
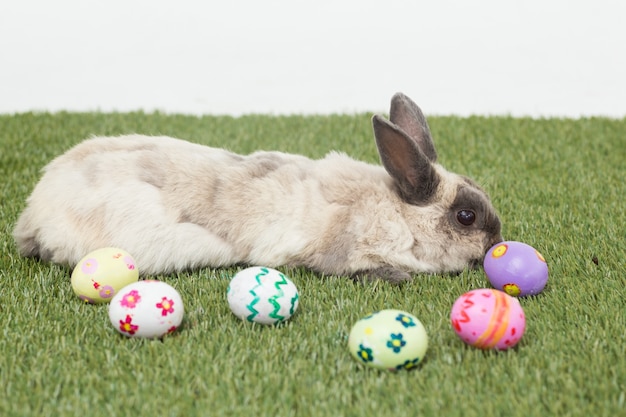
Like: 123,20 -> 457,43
489,234 -> 503,249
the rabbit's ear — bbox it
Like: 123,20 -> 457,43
372,115 -> 440,205
389,93 -> 437,162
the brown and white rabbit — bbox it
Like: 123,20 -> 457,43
13,93 -> 502,283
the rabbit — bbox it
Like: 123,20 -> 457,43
13,93 -> 502,283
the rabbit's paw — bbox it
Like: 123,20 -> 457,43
351,267 -> 412,284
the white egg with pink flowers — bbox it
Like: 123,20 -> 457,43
108,280 -> 184,338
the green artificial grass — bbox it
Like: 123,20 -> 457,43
0,111 -> 624,417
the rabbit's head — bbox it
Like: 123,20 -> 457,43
373,93 -> 502,274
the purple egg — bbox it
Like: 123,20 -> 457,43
483,241 -> 548,297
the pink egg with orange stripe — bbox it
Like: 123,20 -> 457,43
450,288 -> 526,350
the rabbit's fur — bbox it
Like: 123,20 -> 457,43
13,93 -> 502,283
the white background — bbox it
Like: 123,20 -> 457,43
1,0 -> 624,117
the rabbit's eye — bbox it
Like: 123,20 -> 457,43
456,210 -> 476,226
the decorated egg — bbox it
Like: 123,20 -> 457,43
227,266 -> 299,325
484,241 -> 548,297
450,288 -> 526,350
348,309 -> 428,371
108,280 -> 184,338
71,247 -> 139,303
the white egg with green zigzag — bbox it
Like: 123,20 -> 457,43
227,266 -> 300,325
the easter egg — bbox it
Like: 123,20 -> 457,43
227,266 -> 299,325
71,247 -> 139,303
348,309 -> 428,371
484,241 -> 548,297
450,288 -> 526,350
108,280 -> 184,338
